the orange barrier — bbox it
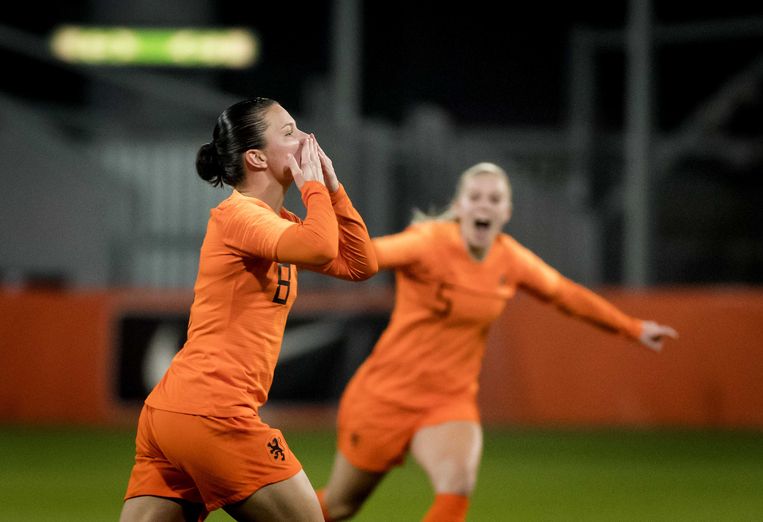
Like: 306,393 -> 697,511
0,290 -> 112,424
0,289 -> 191,426
479,288 -> 763,428
1,287 -> 761,428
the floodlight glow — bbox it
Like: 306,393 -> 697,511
50,26 -> 259,68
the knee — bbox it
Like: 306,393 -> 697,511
325,493 -> 365,521
318,489 -> 367,522
431,459 -> 479,495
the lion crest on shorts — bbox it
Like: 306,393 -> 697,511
267,436 -> 286,461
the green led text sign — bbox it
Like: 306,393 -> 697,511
51,26 -> 259,68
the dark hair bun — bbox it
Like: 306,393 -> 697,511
196,142 -> 226,187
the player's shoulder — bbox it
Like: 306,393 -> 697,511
494,232 -> 521,251
389,219 -> 437,243
493,232 -> 534,261
279,207 -> 301,224
408,219 -> 457,240
214,191 -> 275,218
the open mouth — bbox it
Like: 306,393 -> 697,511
474,219 -> 491,230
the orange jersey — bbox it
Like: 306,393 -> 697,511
147,182 -> 376,417
350,220 -> 642,410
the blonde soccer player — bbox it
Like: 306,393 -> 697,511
318,162 -> 677,522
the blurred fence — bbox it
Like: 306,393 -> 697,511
2,23 -> 763,288
1,91 -> 595,289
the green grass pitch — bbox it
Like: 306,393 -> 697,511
1,426 -> 762,520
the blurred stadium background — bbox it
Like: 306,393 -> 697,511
1,0 -> 762,520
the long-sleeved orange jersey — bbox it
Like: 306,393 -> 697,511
348,220 -> 642,410
147,182 -> 376,417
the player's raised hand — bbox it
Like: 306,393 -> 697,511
314,135 -> 340,193
287,135 -> 325,191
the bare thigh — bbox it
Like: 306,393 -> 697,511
223,469 -> 323,522
119,495 -> 203,522
322,451 -> 386,520
411,421 -> 483,495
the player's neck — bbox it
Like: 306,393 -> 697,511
236,172 -> 288,213
467,244 -> 487,261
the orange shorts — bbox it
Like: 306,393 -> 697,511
337,383 -> 480,473
124,405 -> 302,513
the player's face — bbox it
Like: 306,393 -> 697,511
261,104 -> 308,181
453,173 -> 511,254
